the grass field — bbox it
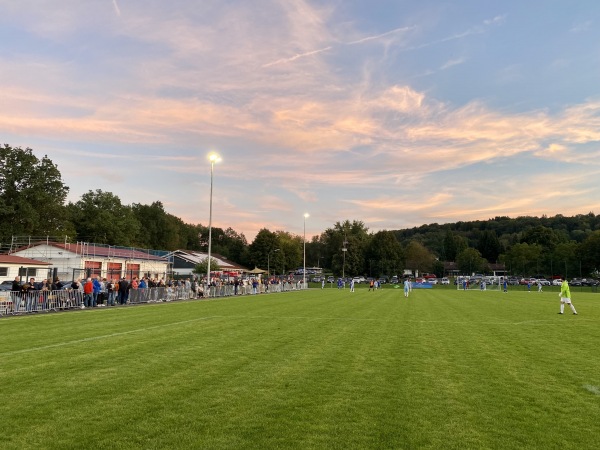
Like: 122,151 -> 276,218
2,287 -> 600,449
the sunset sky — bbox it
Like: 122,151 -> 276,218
2,1 -> 600,241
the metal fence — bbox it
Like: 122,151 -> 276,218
0,281 -> 308,317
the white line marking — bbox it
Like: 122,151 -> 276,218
1,316 -> 217,357
3,314 -> 595,357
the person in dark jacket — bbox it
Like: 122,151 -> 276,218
11,277 -> 21,312
118,278 -> 129,305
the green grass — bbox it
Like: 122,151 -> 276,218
2,288 -> 600,449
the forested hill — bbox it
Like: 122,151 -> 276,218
393,213 -> 599,255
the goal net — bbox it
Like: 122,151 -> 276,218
456,278 -> 502,291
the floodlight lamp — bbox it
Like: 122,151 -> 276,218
208,152 -> 221,163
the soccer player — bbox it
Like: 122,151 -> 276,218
503,279 -> 508,293
404,278 -> 410,298
558,279 -> 577,315
349,278 -> 355,293
537,281 -> 543,293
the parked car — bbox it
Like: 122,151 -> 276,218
327,276 -> 335,283
0,281 -> 14,291
569,278 -> 583,286
507,277 -> 520,285
352,277 -> 361,284
441,277 -> 450,285
536,279 -> 551,286
427,278 -> 438,285
378,277 -> 388,284
552,279 -> 563,286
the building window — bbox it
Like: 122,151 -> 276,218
107,262 -> 122,281
18,267 -> 37,278
84,261 -> 102,278
125,263 -> 140,280
0,267 -> 7,277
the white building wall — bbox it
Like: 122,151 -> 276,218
11,244 -> 169,281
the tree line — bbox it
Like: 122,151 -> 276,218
2,144 -> 599,278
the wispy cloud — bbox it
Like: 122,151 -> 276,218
112,0 -> 121,17
262,46 -> 333,68
440,57 -> 466,70
570,20 -> 592,33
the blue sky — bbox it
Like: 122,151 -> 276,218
1,1 -> 599,241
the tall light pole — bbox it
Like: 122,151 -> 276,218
268,248 -> 280,278
206,152 -> 221,290
303,213 -> 309,289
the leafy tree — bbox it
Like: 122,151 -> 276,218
67,190 -> 140,246
248,228 -> 279,269
520,225 -> 564,252
320,220 -> 370,276
443,230 -> 467,261
132,201 -> 184,250
477,230 -> 502,262
580,231 -> 600,276
456,248 -> 488,275
193,258 -> 222,278
549,242 -> 578,278
0,144 -> 73,239
365,230 -> 404,277
404,240 -> 435,275
504,243 -> 543,276
275,231 -> 303,275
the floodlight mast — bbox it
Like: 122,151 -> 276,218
303,213 -> 309,289
206,152 -> 221,295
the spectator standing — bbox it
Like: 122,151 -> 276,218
92,277 -> 101,307
25,277 -> 37,312
118,277 -> 129,305
83,278 -> 93,308
11,276 -> 21,312
106,279 -> 115,306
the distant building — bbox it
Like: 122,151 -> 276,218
166,250 -> 247,278
0,254 -> 51,283
10,241 -> 169,281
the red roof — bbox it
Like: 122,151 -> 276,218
0,255 -> 50,265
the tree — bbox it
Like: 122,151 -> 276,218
580,231 -> 600,276
365,231 -> 404,277
504,243 -> 543,276
405,240 -> 435,275
248,229 -> 279,270
0,144 -> 73,239
443,230 -> 467,261
477,230 -> 502,262
320,220 -> 370,276
193,258 -> 222,278
67,190 -> 140,245
132,201 -> 184,250
275,231 -> 302,275
456,248 -> 488,275
551,242 -> 578,278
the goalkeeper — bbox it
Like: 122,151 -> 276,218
558,279 -> 577,315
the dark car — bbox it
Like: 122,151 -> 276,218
569,278 -> 583,286
0,280 -> 25,291
0,281 -> 14,291
507,277 -> 520,285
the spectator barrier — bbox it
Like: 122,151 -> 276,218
0,281 -> 308,317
